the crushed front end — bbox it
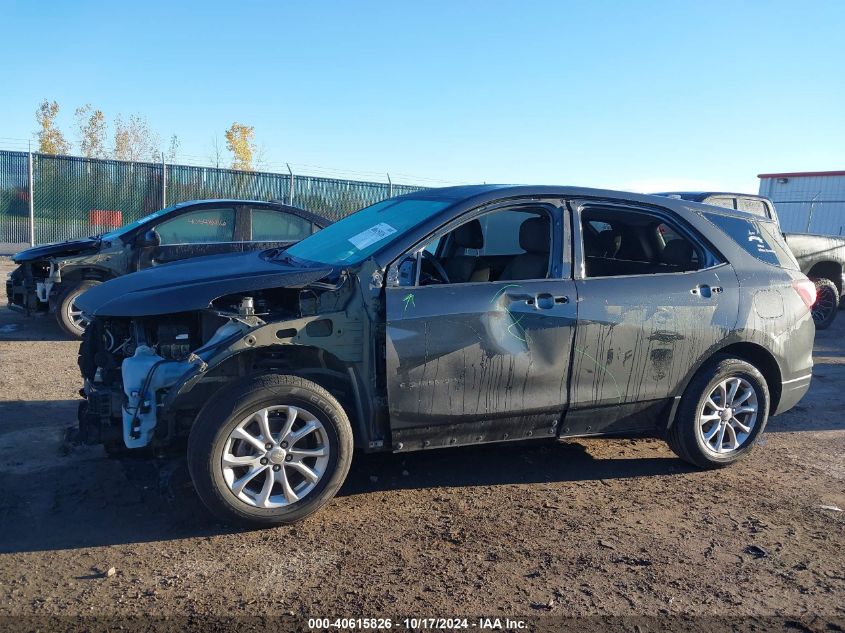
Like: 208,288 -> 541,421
6,260 -> 54,314
76,268 -> 374,453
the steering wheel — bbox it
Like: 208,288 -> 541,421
420,250 -> 450,285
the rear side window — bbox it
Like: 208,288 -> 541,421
704,212 -> 798,269
581,207 -> 706,277
250,208 -> 312,242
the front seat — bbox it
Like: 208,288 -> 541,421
596,229 -> 622,258
499,216 -> 550,280
441,219 -> 490,283
661,239 -> 694,270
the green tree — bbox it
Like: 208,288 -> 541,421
35,99 -> 70,154
74,104 -> 107,158
225,122 -> 255,170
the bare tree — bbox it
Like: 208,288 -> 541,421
165,134 -> 180,163
74,104 -> 107,158
208,136 -> 224,168
253,143 -> 270,171
224,122 -> 255,170
35,99 -> 70,154
113,114 -> 161,162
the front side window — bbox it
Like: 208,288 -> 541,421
582,207 -> 704,277
397,207 -> 553,286
154,207 -> 235,245
250,208 -> 312,242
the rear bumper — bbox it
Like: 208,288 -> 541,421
773,372 -> 812,415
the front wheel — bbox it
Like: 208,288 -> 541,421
811,278 -> 839,330
667,356 -> 769,469
188,374 -> 354,527
56,280 -> 100,338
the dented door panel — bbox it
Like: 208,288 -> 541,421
385,279 -> 577,430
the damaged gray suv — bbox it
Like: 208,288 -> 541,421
76,185 -> 815,526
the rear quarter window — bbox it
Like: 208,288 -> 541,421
704,212 -> 798,269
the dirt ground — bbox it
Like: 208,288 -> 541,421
0,255 -> 843,630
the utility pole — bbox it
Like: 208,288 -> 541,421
28,141 -> 35,246
287,163 -> 295,206
387,172 -> 393,198
161,152 -> 167,208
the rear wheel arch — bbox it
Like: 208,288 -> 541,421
668,341 -> 782,429
717,343 -> 782,412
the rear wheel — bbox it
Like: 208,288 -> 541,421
188,374 -> 353,527
667,356 -> 769,469
811,278 -> 838,329
56,280 -> 100,338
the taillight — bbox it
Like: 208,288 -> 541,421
792,278 -> 817,309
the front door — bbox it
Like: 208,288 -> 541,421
138,205 -> 243,269
384,202 -> 578,448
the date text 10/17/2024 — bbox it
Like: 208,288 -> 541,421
308,618 -> 529,630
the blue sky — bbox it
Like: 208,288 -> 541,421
0,0 -> 843,193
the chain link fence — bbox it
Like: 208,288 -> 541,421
0,150 -> 425,249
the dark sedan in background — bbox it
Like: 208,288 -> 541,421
5,199 -> 330,337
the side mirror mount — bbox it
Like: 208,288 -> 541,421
138,229 -> 161,248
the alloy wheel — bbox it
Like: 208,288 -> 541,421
697,377 -> 758,455
66,298 -> 90,332
221,405 -> 330,508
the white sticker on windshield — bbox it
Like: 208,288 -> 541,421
348,222 -> 397,250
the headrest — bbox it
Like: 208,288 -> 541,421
452,219 -> 484,249
596,230 -> 622,258
662,239 -> 693,267
519,217 -> 550,253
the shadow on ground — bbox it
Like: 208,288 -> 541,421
1,366 -> 842,555
0,307 -> 71,342
0,400 -> 692,555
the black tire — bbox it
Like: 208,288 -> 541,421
811,278 -> 839,330
188,373 -> 354,527
667,355 -> 769,469
56,280 -> 100,339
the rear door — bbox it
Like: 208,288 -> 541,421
566,198 -> 740,434
383,200 -> 578,448
242,205 -> 316,252
139,204 -> 241,268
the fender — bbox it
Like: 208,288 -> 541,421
163,311 -> 366,410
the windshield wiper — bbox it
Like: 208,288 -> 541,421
272,250 -> 294,265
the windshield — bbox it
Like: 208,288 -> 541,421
284,197 -> 453,265
99,205 -> 176,241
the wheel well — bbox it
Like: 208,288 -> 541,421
718,342 -> 782,413
62,267 -> 116,284
807,261 -> 843,295
185,345 -> 367,447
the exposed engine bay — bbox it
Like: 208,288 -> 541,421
77,271 -> 370,452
